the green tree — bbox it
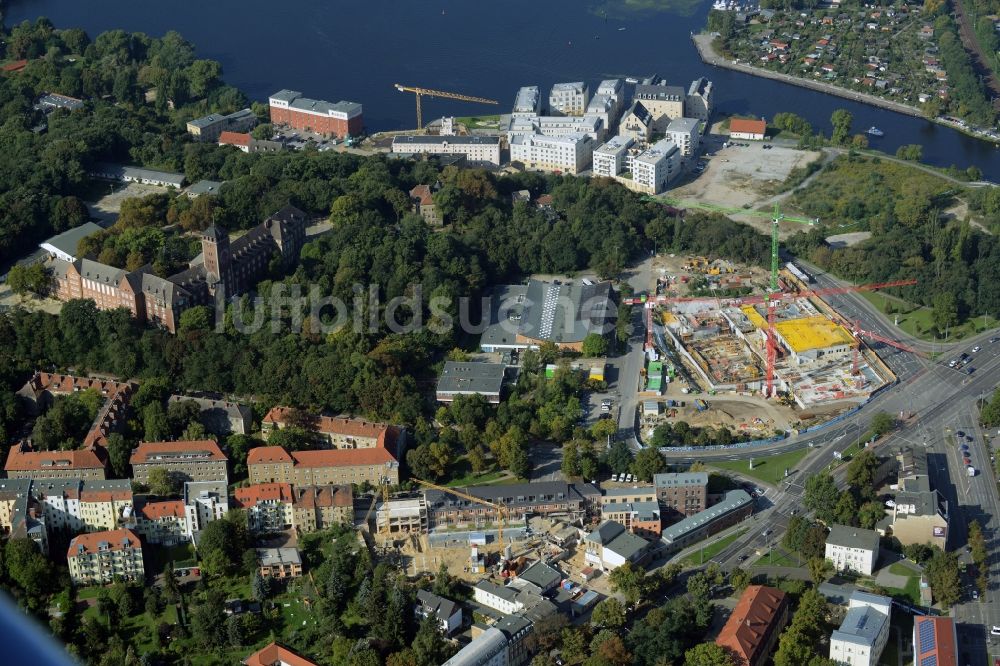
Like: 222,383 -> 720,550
608,561 -> 648,607
931,292 -> 958,335
895,144 -> 923,161
684,643 -> 737,666
969,520 -> 987,567
830,109 -> 853,145
582,333 -> 609,357
858,501 -> 887,530
808,557 -> 832,585
591,418 -> 617,442
869,412 -> 895,437
803,473 -> 839,523
105,433 -> 131,478
632,447 -> 667,482
6,263 -> 52,297
605,440 -> 632,475
197,514 -> 247,577
143,402 -> 170,442
846,448 -> 880,497
590,597 -> 627,629
561,440 -> 581,478
729,567 -> 751,593
925,549 -> 961,608
146,467 -> 177,497
5,539 -> 53,600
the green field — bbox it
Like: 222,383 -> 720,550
859,290 -> 999,342
708,447 -> 810,485
752,547 -> 805,569
455,115 -> 501,130
681,529 -> 746,566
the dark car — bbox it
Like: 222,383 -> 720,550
967,367 -> 976,375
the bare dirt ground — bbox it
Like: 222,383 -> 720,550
87,182 -> 171,224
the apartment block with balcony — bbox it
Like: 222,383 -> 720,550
130,439 -> 228,485
549,82 -> 589,116
292,485 -> 353,533
134,499 -> 188,545
233,483 -> 294,534
67,528 -> 144,585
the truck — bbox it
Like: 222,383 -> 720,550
968,466 -> 977,477
695,399 -> 708,412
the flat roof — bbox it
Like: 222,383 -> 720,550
775,316 -> 855,353
437,361 -> 505,395
595,135 -> 634,154
832,605 -> 888,647
636,139 -> 679,165
393,135 -> 500,146
186,180 -> 224,196
255,547 -> 301,566
40,222 -> 104,257
653,472 -> 708,488
666,117 -> 701,133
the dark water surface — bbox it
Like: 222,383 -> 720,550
8,0 -> 1000,177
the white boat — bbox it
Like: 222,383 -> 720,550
866,126 -> 884,137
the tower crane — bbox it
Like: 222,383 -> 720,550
394,84 -> 499,130
413,478 -> 510,552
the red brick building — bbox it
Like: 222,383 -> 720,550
268,89 -> 363,139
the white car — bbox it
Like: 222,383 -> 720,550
991,626 -> 1000,636
611,474 -> 619,482
972,346 -> 982,353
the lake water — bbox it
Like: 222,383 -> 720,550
8,0 -> 1000,178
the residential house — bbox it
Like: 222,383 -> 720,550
291,485 -> 354,532
4,443 -> 106,481
653,472 -> 709,519
409,184 -> 442,226
829,591 -> 892,666
243,642 -> 319,666
187,108 -> 256,142
584,520 -> 652,571
416,589 -> 463,635
825,524 -> 879,575
716,586 -> 789,666
256,547 -> 302,579
233,483 -> 294,533
130,440 -> 229,485
442,615 -> 533,666
67,528 -> 144,585
134,499 -> 188,545
618,101 -> 653,144
912,616 -> 958,666
183,481 -> 229,539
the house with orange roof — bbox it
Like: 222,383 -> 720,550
5,442 -> 107,481
248,445 -> 399,487
233,483 -> 295,533
292,484 -> 353,532
67,528 -> 144,585
243,642 -> 319,666
912,616 -> 957,666
729,118 -> 767,141
715,585 -> 789,666
130,439 -> 228,485
135,499 -> 188,545
408,184 -> 442,226
219,131 -> 252,152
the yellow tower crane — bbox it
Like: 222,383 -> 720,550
413,477 -> 510,551
393,84 -> 499,130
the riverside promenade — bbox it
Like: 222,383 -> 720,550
691,32 -> 925,119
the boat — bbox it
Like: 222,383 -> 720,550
618,27 -> 627,31
866,126 -> 884,137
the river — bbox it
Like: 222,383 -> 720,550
8,0 -> 1000,178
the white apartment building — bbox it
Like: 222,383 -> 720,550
829,592 -> 891,666
592,135 -> 635,178
685,78 -> 714,122
135,499 -> 187,545
825,524 -> 879,575
233,483 -> 295,533
67,528 -> 144,585
510,133 -> 593,174
506,114 -> 605,141
32,478 -> 133,534
474,579 -> 526,615
183,481 -> 228,540
391,135 -> 502,165
628,139 -> 681,194
549,82 -> 589,116
665,117 -> 701,157
513,86 -> 541,116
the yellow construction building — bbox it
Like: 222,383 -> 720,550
740,307 -> 854,365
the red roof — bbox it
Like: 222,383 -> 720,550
293,485 -> 353,509
219,131 -> 251,148
246,446 -> 294,466
409,184 -> 434,206
716,586 -> 788,666
80,487 -> 132,502
233,483 -> 294,507
243,642 -> 318,666
914,616 -> 958,666
1,60 -> 27,72
729,119 -> 767,136
67,528 -> 141,559
130,440 -> 227,465
138,500 -> 185,520
5,442 -> 105,472
291,447 -> 396,467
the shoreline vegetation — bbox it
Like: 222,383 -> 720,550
692,31 -> 1000,145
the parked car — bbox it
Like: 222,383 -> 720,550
972,346 -> 981,353
990,626 -> 1000,636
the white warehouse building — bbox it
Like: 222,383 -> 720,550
510,133 -> 593,174
391,135 -> 502,165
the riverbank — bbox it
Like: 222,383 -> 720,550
692,32 -> 927,118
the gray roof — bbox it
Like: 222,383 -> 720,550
168,394 -> 252,421
145,271 -> 191,308
660,489 -> 753,544
634,84 -> 685,101
604,501 -> 660,521
416,589 -> 460,621
437,361 -> 505,396
688,77 -> 712,97
624,100 -> 652,125
40,222 -> 103,258
393,135 -> 500,146
666,117 -> 701,133
604,486 -> 655,497
480,284 -> 529,348
653,472 -> 708,488
850,590 -> 893,610
442,628 -> 509,666
586,520 -> 626,545
183,480 -> 228,505
826,524 -> 880,552
90,162 -> 186,187
832,605 -> 888,648
187,180 -> 224,196
427,481 -> 579,511
605,529 -> 651,560
595,135 -> 634,154
518,279 -> 614,344
517,560 -> 562,590
36,93 -> 84,111
269,89 -> 302,103
255,547 -> 301,566
76,258 -> 127,286
893,490 -> 944,518
475,579 -> 519,603
636,139 -> 679,166
187,108 -> 253,130
277,89 -> 362,117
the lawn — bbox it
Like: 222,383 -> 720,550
859,290 -> 1000,342
889,562 -> 921,577
454,115 -> 501,130
681,529 -> 746,567
886,575 -> 921,605
709,447 -> 810,485
752,547 -> 805,569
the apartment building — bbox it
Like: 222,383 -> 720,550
186,108 -> 257,142
4,443 -> 107,481
442,615 -> 533,666
0,479 -> 47,553
183,481 -> 228,539
653,472 -> 709,518
135,499 -> 188,545
660,489 -> 754,555
262,409 -> 403,452
167,395 -> 253,436
17,371 -> 136,448
509,133 -> 593,175
829,591 -> 892,666
506,114 -> 604,141
391,135 -> 502,166
243,643 -> 319,666
513,86 -> 541,116
584,520 -> 652,571
600,501 -> 662,538
32,478 -> 133,534
585,79 -> 626,129
685,78 -> 714,122
67,528 -> 144,585
416,589 -> 463,635
912,617 -> 958,666
549,82 -> 589,116
881,447 -> 949,549
425,482 -> 586,531
233,483 -> 294,533
665,117 -> 701,157
716,586 -> 789,666
256,547 -> 302,579
592,135 -> 635,178
248,446 -> 400,487
626,139 -> 680,195
376,497 -> 429,534
292,485 -> 354,532
618,101 -> 653,144
268,89 -> 363,139
825,524 -> 879,575
130,440 -> 229,485
633,82 -> 685,131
